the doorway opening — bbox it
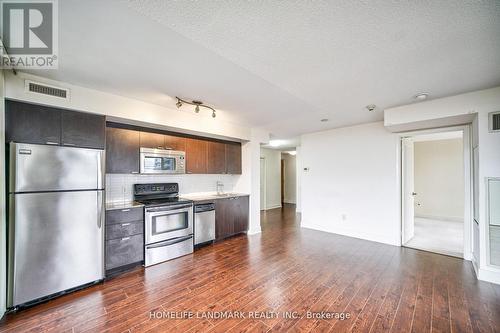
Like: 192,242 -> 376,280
402,128 -> 470,258
280,151 -> 297,209
260,157 -> 266,211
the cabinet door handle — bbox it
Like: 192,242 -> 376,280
131,171 -> 139,174
121,237 -> 130,241
63,143 -> 76,146
46,141 -> 59,145
121,223 -> 131,227
121,209 -> 131,212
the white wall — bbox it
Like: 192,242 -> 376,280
281,153 -> 297,204
414,138 -> 464,221
234,129 -> 269,234
385,86 -> 500,284
296,146 -> 302,212
260,148 -> 281,210
301,122 -> 400,246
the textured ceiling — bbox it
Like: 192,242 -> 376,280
28,0 -> 500,143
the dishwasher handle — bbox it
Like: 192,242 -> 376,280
195,203 -> 215,213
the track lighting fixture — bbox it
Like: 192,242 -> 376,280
175,97 -> 217,118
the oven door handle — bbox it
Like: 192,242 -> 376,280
146,235 -> 193,249
145,204 -> 192,213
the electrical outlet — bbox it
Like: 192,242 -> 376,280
341,214 -> 347,221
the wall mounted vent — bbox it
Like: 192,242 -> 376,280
490,111 -> 500,132
25,80 -> 70,100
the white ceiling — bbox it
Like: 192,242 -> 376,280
27,0 -> 500,145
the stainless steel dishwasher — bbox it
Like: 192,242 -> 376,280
194,203 -> 216,245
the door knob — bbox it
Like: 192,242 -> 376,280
411,192 -> 418,196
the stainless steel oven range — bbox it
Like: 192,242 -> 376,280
134,183 -> 193,267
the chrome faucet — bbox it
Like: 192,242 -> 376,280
216,181 -> 224,195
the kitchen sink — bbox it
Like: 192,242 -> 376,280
212,193 -> 238,198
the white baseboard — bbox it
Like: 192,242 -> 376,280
477,266 -> 500,285
283,200 -> 296,204
247,228 -> 262,235
415,214 -> 464,222
301,222 -> 400,247
262,204 -> 281,210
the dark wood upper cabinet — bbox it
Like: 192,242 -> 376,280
164,135 -> 186,151
5,100 -> 61,145
106,127 -> 140,174
207,141 -> 226,174
185,138 -> 207,174
225,143 -> 242,174
61,111 -> 105,149
139,132 -> 165,149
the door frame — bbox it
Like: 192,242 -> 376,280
260,157 -> 266,211
401,137 -> 415,245
281,159 -> 285,205
399,124 -> 473,260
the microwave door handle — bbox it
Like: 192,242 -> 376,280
146,235 -> 192,249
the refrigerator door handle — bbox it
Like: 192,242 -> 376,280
97,191 -> 104,229
97,151 -> 104,190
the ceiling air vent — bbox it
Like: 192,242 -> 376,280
490,111 -> 500,132
25,80 -> 70,100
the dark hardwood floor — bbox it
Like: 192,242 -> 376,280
1,204 -> 499,332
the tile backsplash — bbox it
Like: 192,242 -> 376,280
106,174 -> 240,203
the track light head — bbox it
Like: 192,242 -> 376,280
175,97 -> 217,118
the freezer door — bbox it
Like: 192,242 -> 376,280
10,142 -> 104,193
8,190 -> 104,307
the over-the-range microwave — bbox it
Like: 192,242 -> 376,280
140,147 -> 186,174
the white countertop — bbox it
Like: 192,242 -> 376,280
180,192 -> 250,202
105,201 -> 144,211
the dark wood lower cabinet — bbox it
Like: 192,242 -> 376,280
233,196 -> 249,234
215,196 -> 249,240
215,198 -> 234,240
105,207 -> 144,274
105,234 -> 144,271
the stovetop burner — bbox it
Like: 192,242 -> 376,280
135,197 -> 193,207
134,182 -> 192,207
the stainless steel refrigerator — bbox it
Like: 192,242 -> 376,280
7,142 -> 105,308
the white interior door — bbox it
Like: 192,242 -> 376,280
402,138 -> 415,244
260,158 -> 266,210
